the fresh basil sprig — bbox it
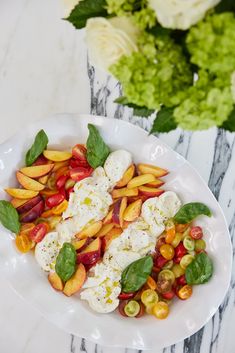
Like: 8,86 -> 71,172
0,200 -> 20,233
25,129 -> 48,166
121,255 -> 153,293
86,124 -> 110,168
55,243 -> 77,282
186,252 -> 213,285
174,202 -> 212,224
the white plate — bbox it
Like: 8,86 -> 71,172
0,114 -> 232,350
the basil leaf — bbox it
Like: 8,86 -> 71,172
0,200 -> 20,234
25,130 -> 48,166
151,107 -> 177,133
65,0 -> 108,29
55,243 -> 77,282
215,0 -> 235,13
221,107 -> 235,132
186,252 -> 213,285
121,256 -> 153,293
174,202 -> 212,224
115,97 -> 154,117
86,124 -> 110,168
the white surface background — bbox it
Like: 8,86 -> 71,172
0,1 -> 235,353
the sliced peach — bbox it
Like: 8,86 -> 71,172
112,187 -> 138,199
72,238 -> 89,251
20,164 -> 54,178
112,197 -> 127,228
76,221 -> 103,239
123,199 -> 142,222
20,200 -> 45,222
63,263 -> 86,297
43,150 -> 72,162
40,189 -> 58,197
122,221 -> 131,229
5,188 -> 39,199
103,209 -> 113,225
138,186 -> 165,197
105,227 -> 123,237
127,174 -> 155,189
17,195 -> 43,214
137,163 -> 168,178
102,230 -> 122,251
20,223 -> 35,235
48,272 -> 64,291
116,164 -> 135,188
38,174 -> 50,185
127,195 -> 149,203
53,160 -> 69,172
146,179 -> 165,188
77,238 -> 101,265
11,198 -> 29,208
16,171 -> 45,191
95,223 -> 115,237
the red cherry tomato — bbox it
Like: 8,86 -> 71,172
69,167 -> 93,182
190,226 -> 203,240
29,223 -> 47,243
161,290 -> 175,300
66,187 -> 74,199
154,255 -> 168,269
174,242 -> 187,259
58,187 -> 67,199
72,144 -> 87,161
46,193 -> 65,208
118,292 -> 135,300
177,274 -> 187,286
56,175 -> 68,189
69,157 -> 90,169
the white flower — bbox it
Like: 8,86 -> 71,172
231,72 -> 235,103
85,17 -> 139,72
148,0 -> 221,30
63,0 -> 80,17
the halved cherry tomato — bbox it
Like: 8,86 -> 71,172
20,223 -> 35,235
152,301 -> 169,319
69,167 -> 93,182
40,188 -> 58,197
175,223 -> 190,233
177,274 -> 187,286
118,292 -> 135,300
56,175 -> 69,189
52,200 -> 68,215
66,187 -> 74,199
54,166 -> 69,181
135,302 -> 145,318
177,285 -> 193,300
65,178 -> 75,190
174,242 -> 187,259
46,193 -> 65,208
160,244 -> 175,260
146,276 -> 157,290
156,278 -> 172,294
156,236 -> 166,250
190,226 -> 203,240
15,234 -> 32,253
72,144 -> 87,161
161,290 -> 175,300
69,157 -> 89,169
29,223 -> 48,243
58,186 -> 66,199
154,255 -> 168,269
165,226 -> 176,244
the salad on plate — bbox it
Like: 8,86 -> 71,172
0,124 -> 213,319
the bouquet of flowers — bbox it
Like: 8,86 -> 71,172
65,0 -> 235,133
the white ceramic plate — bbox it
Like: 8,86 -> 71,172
0,114 -> 232,350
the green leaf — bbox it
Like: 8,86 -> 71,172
174,202 -> 212,224
221,107 -> 235,132
121,256 -> 153,293
151,107 -> 177,133
86,124 -> 110,168
65,0 -> 108,29
25,130 -> 48,166
0,200 -> 20,233
114,97 -> 155,117
186,252 -> 213,285
215,0 -> 235,13
55,243 -> 77,282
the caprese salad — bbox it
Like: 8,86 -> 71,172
0,124 -> 213,319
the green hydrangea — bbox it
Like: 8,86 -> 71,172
187,12 -> 235,75
133,8 -> 156,29
110,33 -> 193,110
106,0 -> 139,16
174,71 -> 234,130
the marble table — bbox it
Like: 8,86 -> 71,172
0,1 -> 234,352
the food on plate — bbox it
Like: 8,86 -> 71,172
0,124 -> 213,319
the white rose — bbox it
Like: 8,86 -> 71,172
85,17 -> 139,72
148,0 -> 221,30
231,72 -> 235,103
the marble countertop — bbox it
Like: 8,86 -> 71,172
0,1 -> 235,352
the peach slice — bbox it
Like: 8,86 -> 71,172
77,238 -> 101,265
102,231 -> 122,252
112,187 -> 138,199
5,188 -> 39,199
11,198 -> 29,208
40,189 -> 58,197
123,199 -> 142,222
20,200 -> 45,222
138,186 -> 165,197
63,263 -> 86,297
20,164 -> 54,178
53,160 -> 69,172
137,163 -> 168,178
38,174 -> 50,185
76,221 -> 103,240
122,221 -> 131,229
103,209 -> 113,225
105,227 -> 123,238
95,223 -> 115,237
72,238 -> 89,251
127,174 -> 155,189
48,272 -> 64,291
146,179 -> 165,188
112,197 -> 127,228
116,164 -> 135,188
16,171 -> 45,191
17,195 -> 43,214
43,150 -> 72,162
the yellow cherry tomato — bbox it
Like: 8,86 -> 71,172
180,254 -> 194,270
160,244 -> 175,260
146,276 -> 157,290
152,301 -> 169,319
178,285 -> 193,300
15,234 -> 32,253
171,233 -> 182,248
141,289 -> 158,307
165,226 -> 176,244
172,264 -> 185,278
158,269 -> 175,285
